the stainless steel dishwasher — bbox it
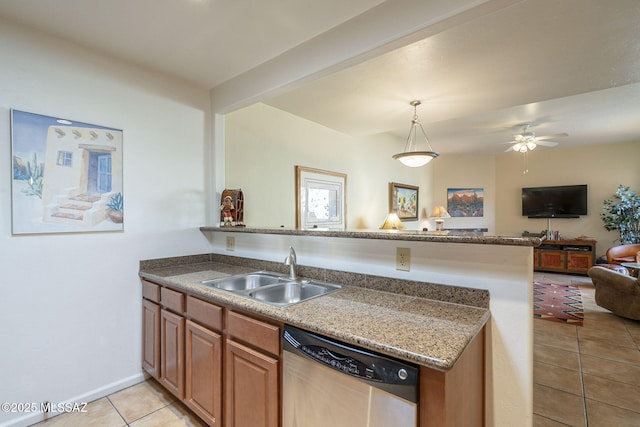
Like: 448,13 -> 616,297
283,325 -> 418,427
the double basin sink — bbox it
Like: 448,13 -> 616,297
201,271 -> 342,308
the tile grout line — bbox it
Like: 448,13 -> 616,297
576,321 -> 589,427
576,283 -> 589,427
106,395 -> 130,427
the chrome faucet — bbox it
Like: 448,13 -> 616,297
284,246 -> 297,280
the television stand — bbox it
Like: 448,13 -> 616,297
534,239 -> 596,275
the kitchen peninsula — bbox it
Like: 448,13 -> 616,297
140,252 -> 489,426
147,227 -> 539,426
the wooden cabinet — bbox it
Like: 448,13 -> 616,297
225,340 -> 279,427
142,299 -> 160,378
184,295 -> 224,426
160,308 -> 185,398
534,239 -> 596,275
141,280 -> 161,379
566,250 -> 594,272
539,249 -> 566,272
225,311 -> 280,427
185,320 -> 222,426
142,281 -> 225,426
420,328 -> 484,426
141,278 -> 483,427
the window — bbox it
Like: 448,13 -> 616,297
56,151 -> 73,167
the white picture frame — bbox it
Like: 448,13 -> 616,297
295,166 -> 346,230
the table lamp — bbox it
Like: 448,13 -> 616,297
430,206 -> 450,231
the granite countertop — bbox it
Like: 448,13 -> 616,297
140,256 -> 490,371
200,226 -> 542,247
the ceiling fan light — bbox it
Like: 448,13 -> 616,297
513,142 -> 523,152
526,141 -> 537,150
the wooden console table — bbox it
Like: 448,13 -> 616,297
534,239 -> 596,275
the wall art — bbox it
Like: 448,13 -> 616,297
447,188 -> 484,217
389,182 -> 418,221
11,110 -> 124,234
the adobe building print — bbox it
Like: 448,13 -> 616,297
11,110 -> 123,234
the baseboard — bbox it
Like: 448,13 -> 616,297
1,372 -> 146,427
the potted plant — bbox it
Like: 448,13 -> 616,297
601,185 -> 640,244
107,192 -> 124,223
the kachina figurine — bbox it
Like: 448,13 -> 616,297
220,195 -> 235,226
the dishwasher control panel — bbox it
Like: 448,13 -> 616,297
301,344 -> 379,380
283,325 -> 418,402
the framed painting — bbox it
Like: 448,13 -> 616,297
447,188 -> 484,217
11,110 -> 124,234
389,182 -> 418,220
295,166 -> 346,230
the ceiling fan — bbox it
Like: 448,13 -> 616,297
503,123 -> 568,153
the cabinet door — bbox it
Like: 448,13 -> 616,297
142,299 -> 160,378
566,251 -> 593,274
225,339 -> 279,427
185,320 -> 222,426
161,308 -> 185,399
539,250 -> 565,272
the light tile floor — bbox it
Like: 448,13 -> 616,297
533,272 -> 640,427
32,379 -> 204,427
32,272 -> 640,426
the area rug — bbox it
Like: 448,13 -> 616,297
533,282 -> 584,326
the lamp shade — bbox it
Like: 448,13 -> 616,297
380,212 -> 404,230
430,206 -> 451,219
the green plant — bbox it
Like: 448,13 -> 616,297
22,152 -> 43,198
601,185 -> 640,244
107,192 -> 123,212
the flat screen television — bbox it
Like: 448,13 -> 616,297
522,185 -> 587,218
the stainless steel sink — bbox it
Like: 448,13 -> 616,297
201,271 -> 342,307
248,281 -> 341,307
202,271 -> 287,291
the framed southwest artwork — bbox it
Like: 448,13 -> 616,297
447,188 -> 484,217
389,182 -> 418,221
295,166 -> 347,230
11,110 -> 124,234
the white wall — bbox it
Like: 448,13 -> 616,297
0,20 -> 212,427
431,154 -> 497,232
225,103 -> 435,230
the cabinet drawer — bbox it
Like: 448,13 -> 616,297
142,280 -> 160,302
186,296 -> 223,332
227,311 -> 280,357
161,287 -> 185,313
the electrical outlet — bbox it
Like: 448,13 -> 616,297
396,247 -> 410,271
226,236 -> 235,251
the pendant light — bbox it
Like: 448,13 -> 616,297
393,100 -> 439,167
